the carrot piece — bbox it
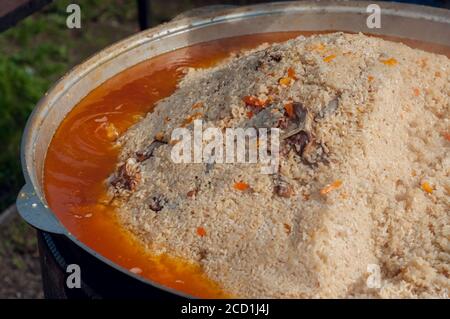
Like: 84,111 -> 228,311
278,77 -> 291,86
243,95 -> 267,108
368,75 -> 374,82
233,182 -> 249,191
284,102 -> 295,118
320,180 -> 343,195
196,227 -> 206,237
243,96 -> 254,105
323,54 -> 337,63
413,88 -> 420,97
380,57 -> 398,66
421,182 -> 433,194
246,111 -> 254,119
443,132 -> 450,142
287,67 -> 297,80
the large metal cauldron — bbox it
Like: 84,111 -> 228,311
16,1 -> 450,298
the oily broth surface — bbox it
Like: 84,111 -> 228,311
43,31 -> 450,298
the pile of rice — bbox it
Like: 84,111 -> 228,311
108,33 -> 449,298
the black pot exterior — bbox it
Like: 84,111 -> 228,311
37,231 -> 184,299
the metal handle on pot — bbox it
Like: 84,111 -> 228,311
16,183 -> 66,235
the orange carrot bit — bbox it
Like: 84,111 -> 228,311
368,75 -> 374,82
192,102 -> 204,109
243,95 -> 267,108
243,95 -> 254,106
233,181 -> 249,191
287,67 -> 297,80
443,132 -> 450,142
246,111 -> 254,119
323,54 -> 337,63
278,77 -> 292,86
421,182 -> 433,194
196,227 -> 207,237
413,88 -> 420,97
380,57 -> 398,66
284,102 -> 295,118
320,180 -> 343,195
